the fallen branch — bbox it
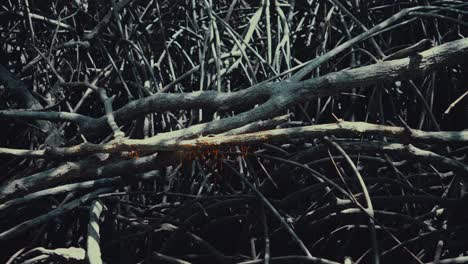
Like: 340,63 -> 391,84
0,121 -> 465,158
2,37 -> 468,139
87,200 -> 104,264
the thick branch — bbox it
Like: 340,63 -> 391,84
5,37 -> 468,140
0,121 -> 465,158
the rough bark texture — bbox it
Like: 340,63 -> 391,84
0,1 -> 467,264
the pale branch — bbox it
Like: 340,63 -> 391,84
182,121 -> 468,146
342,142 -> 468,176
0,125 -> 465,202
13,11 -> 72,30
0,121 -> 465,159
3,37 -> 468,140
152,251 -> 191,264
289,6 -> 418,81
289,6 -> 453,81
294,37 -> 468,100
218,113 -> 292,136
87,200 -> 104,264
97,87 -> 125,139
20,247 -> 85,263
0,153 -> 165,202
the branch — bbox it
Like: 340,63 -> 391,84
0,188 -> 112,242
0,64 -> 64,146
5,37 -> 468,140
0,153 -> 167,201
0,121 -> 465,158
87,200 -> 104,264
0,178 -> 120,215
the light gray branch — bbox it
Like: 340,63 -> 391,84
0,121 -> 466,159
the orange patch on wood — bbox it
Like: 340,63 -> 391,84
128,150 -> 140,159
